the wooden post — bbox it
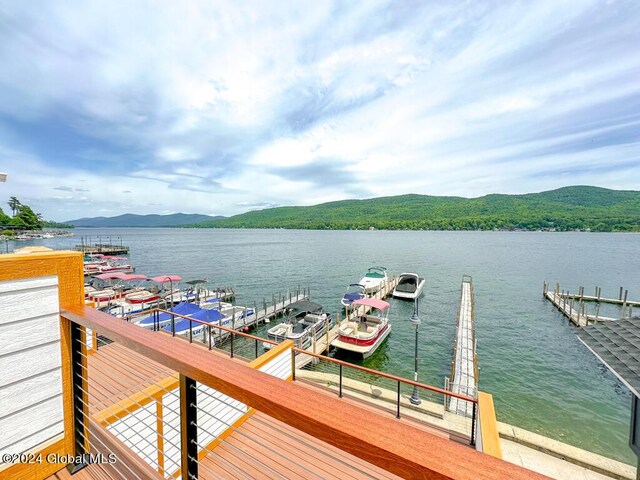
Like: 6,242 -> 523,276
596,303 -> 600,320
620,287 -> 623,301
254,302 -> 258,326
622,290 -> 628,318
597,286 -> 601,302
312,329 -> 317,354
543,281 -> 547,296
556,283 -> 560,295
326,316 -> 330,351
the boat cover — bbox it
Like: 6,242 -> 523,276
150,275 -> 183,283
138,302 -> 201,326
288,300 -> 324,314
95,272 -> 130,280
162,308 -> 226,332
352,298 -> 390,310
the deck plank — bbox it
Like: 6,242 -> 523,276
200,412 -> 402,480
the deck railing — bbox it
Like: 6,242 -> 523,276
120,305 -> 480,443
61,304 -> 537,479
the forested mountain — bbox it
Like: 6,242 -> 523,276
65,213 -> 224,227
190,186 -> 640,232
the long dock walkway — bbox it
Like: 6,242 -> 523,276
542,283 -> 637,326
448,275 -> 477,417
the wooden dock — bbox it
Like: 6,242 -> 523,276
296,277 -> 399,369
238,288 -> 311,330
76,244 -> 130,255
448,275 -> 477,417
543,282 -> 638,326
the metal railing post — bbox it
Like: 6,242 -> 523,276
171,313 -> 175,336
208,325 -> 212,350
470,401 -> 477,446
291,348 -> 296,381
396,381 -> 401,419
180,375 -> 198,480
68,322 -> 89,473
339,364 -> 343,398
255,338 -> 258,359
230,333 -> 234,358
189,319 -> 193,343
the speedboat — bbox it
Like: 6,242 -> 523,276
331,298 -> 391,358
358,267 -> 388,293
341,284 -> 366,307
392,273 -> 425,300
264,301 -> 332,350
202,299 -> 254,325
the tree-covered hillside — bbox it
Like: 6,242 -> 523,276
190,186 -> 640,232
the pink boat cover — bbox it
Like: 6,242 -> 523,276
150,275 -> 182,283
95,272 -> 147,281
351,298 -> 390,310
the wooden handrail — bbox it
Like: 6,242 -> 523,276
63,305 -> 546,480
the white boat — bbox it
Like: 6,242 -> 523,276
341,283 -> 366,307
331,298 -> 391,359
392,273 -> 425,300
358,267 -> 388,293
264,301 -> 332,350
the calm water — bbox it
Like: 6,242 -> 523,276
10,228 -> 639,463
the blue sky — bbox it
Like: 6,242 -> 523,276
0,0 -> 638,221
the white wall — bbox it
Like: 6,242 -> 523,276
0,276 -> 64,456
259,347 -> 292,380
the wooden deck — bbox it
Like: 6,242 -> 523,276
51,338 -> 407,479
200,412 -> 402,480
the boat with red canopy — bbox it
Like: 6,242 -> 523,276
331,297 -> 391,358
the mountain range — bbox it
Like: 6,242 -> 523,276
188,186 -> 640,232
65,213 -> 224,227
64,187 -> 640,232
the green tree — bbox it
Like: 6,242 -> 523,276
0,207 -> 10,227
8,196 -> 21,216
13,204 -> 42,230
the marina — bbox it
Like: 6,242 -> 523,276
3,227 -> 639,467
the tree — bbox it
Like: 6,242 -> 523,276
0,207 -> 10,227
8,196 -> 21,216
13,204 -> 42,230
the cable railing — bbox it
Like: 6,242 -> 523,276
114,305 -> 478,441
60,304 -> 536,480
292,347 -> 478,443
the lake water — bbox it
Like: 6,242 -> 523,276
9,228 -> 639,463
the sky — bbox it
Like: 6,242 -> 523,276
0,1 -> 639,221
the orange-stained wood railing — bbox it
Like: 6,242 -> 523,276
62,304 -> 545,480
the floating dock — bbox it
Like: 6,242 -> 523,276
76,243 -> 130,255
448,275 -> 478,417
543,282 -> 638,326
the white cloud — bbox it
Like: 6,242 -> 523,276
0,0 -> 638,220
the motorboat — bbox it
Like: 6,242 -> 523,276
341,284 -> 366,307
331,298 -> 391,358
392,273 -> 425,300
264,300 -> 332,350
202,299 -> 254,326
358,267 -> 388,293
